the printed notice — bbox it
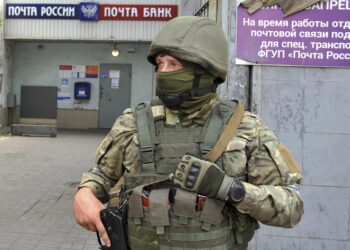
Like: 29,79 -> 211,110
59,65 -> 72,78
61,79 -> 69,87
109,70 -> 120,78
57,92 -> 71,102
236,1 -> 350,67
111,78 -> 120,89
86,65 -> 99,78
72,65 -> 86,78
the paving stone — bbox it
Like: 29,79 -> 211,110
0,130 -> 107,250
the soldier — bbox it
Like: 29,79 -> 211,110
73,16 -> 304,249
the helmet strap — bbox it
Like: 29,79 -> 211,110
191,67 -> 219,96
191,67 -> 205,96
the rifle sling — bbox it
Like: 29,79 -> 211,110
203,103 -> 245,162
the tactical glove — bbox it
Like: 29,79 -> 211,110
170,155 -> 245,205
241,0 -> 280,15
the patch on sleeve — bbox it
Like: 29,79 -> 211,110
264,141 -> 302,185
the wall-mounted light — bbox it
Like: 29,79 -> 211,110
111,44 -> 120,57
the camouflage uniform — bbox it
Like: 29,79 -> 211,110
79,95 -> 304,231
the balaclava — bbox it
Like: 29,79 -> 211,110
156,62 -> 217,114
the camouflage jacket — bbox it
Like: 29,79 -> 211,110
79,97 -> 304,228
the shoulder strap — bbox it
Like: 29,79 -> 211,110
200,100 -> 236,156
133,103 -> 156,172
203,103 -> 245,162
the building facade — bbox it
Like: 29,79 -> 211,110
1,0 -> 179,129
0,0 -> 349,249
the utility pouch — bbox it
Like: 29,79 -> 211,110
97,201 -> 129,250
124,172 -> 168,190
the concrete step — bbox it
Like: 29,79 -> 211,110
11,124 -> 57,137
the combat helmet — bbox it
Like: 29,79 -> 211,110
147,16 -> 228,83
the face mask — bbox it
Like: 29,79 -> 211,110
156,65 -> 216,113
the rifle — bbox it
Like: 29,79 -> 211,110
97,200 -> 129,250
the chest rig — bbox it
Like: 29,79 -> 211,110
124,100 -> 248,250
138,100 -> 237,174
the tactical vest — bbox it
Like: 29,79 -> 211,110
124,100 -> 257,250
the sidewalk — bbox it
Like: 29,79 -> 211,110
0,129 -> 108,250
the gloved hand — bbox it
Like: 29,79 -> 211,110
241,0 -> 280,14
170,155 -> 245,205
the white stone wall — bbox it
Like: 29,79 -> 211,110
249,66 -> 350,250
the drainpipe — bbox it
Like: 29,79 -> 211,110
225,0 -> 250,109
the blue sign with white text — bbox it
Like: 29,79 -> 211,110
6,3 -> 99,21
6,4 -> 78,19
